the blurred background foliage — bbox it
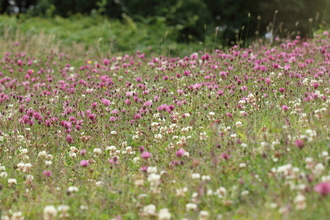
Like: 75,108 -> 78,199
0,0 -> 329,56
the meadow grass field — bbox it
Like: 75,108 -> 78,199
0,18 -> 330,220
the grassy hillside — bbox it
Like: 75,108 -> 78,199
0,15 -> 221,58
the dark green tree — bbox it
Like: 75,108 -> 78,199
1,0 -> 330,45
0,0 -> 37,14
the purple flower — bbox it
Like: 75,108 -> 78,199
124,99 -> 131,105
141,151 -> 152,159
140,166 -> 148,172
80,160 -> 89,167
282,105 -> 289,112
175,148 -> 185,157
109,156 -> 119,165
139,146 -> 145,153
294,139 -> 305,149
279,88 -> 285,93
91,102 -> 98,108
80,149 -> 87,156
101,98 -> 111,106
143,101 -> 152,107
134,114 -> 142,119
221,153 -> 231,160
43,171 -> 53,177
66,135 -> 74,144
109,116 -> 117,122
314,182 -> 330,196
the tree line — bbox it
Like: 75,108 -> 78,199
1,0 -> 329,45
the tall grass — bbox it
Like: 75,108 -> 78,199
0,15 -> 218,58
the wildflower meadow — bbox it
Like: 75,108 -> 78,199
0,32 -> 330,220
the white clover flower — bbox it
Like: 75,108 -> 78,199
8,178 -> 17,186
292,167 -> 300,174
208,112 -> 215,116
132,157 -> 140,164
70,147 -> 78,152
276,164 -> 292,175
235,121 -> 242,127
132,135 -> 139,140
11,211 -> 24,220
184,152 -> 190,157
154,134 -> 163,140
175,187 -> 188,197
93,148 -> 102,155
147,167 -> 157,174
321,151 -> 329,157
80,205 -> 88,210
305,157 -> 313,163
17,162 -> 25,171
239,163 -> 246,168
160,171 -> 167,175
192,192 -> 198,198
294,194 -> 306,210
147,173 -> 161,182
26,175 -> 34,182
241,143 -> 247,148
183,113 -> 191,117
106,146 -> 117,151
20,149 -> 28,154
43,206 -> 57,220
57,205 -> 70,218
186,203 -> 198,211
199,210 -> 210,220
95,181 -> 104,187
268,203 -> 278,209
313,163 -> 325,175
191,173 -> 201,179
202,175 -> 211,181
294,194 -> 306,204
260,142 -> 268,147
302,78 -> 309,86
126,146 -> 132,153
181,127 -> 190,134
241,190 -> 249,197
305,129 -> 317,138
158,208 -> 171,220
69,152 -> 77,158
142,204 -> 156,216
138,194 -> 148,199
238,100 -> 247,104
38,151 -> 47,158
0,172 -> 8,178
199,132 -> 208,140
207,190 -> 213,196
322,175 -> 330,182
216,187 -> 227,198
67,186 -> 79,193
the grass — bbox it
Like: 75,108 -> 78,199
0,16 -> 329,220
0,14 -> 220,59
